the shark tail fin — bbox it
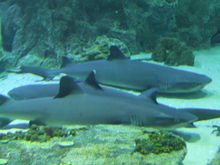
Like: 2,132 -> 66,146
9,66 -> 58,80
179,108 -> 220,121
0,95 -> 9,106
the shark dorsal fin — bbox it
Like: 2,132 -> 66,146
107,46 -> 128,61
0,95 -> 9,106
54,76 -> 83,98
85,70 -> 103,90
61,56 -> 74,68
139,88 -> 158,104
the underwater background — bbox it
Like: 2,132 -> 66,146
0,0 -> 220,164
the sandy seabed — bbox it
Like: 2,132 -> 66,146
1,46 -> 220,165
158,46 -> 220,165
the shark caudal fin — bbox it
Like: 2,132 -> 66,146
179,108 -> 220,121
9,66 -> 58,80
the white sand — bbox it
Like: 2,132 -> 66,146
157,46 -> 220,165
133,46 -> 220,164
1,46 -> 220,164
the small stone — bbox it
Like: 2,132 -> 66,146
0,140 -> 9,144
58,141 -> 74,148
0,158 -> 8,165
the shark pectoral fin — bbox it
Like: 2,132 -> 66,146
0,95 -> 9,105
139,88 -> 158,104
0,117 -> 12,128
184,123 -> 197,128
107,46 -> 129,61
85,70 -> 103,90
54,76 -> 84,98
61,56 -> 74,68
2,120 -> 30,129
30,119 -> 46,126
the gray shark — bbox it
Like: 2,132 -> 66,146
8,83 -> 59,100
0,73 -> 200,128
8,72 -> 130,100
7,71 -> 220,126
13,46 -> 212,94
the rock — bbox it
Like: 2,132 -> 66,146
72,35 -> 130,61
0,0 -> 219,69
152,37 -> 194,66
0,125 -> 187,165
57,141 -> 74,148
0,140 -> 8,144
62,125 -> 186,165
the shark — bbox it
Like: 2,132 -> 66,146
12,46 -> 212,94
0,72 -> 198,128
1,71 -> 220,128
8,72 -> 131,100
8,83 -> 60,100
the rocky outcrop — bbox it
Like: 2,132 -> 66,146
0,0 -> 219,68
0,125 -> 187,165
152,37 -> 194,66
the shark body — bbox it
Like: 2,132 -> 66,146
15,46 -> 211,94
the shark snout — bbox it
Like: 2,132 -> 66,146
192,73 -> 212,85
168,111 -> 198,128
179,111 -> 198,123
187,74 -> 212,91
153,109 -> 198,128
164,74 -> 212,93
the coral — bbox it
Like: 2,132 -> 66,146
134,131 -> 186,155
73,35 -> 130,61
152,37 -> 194,66
0,125 -> 186,164
0,124 -> 79,142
